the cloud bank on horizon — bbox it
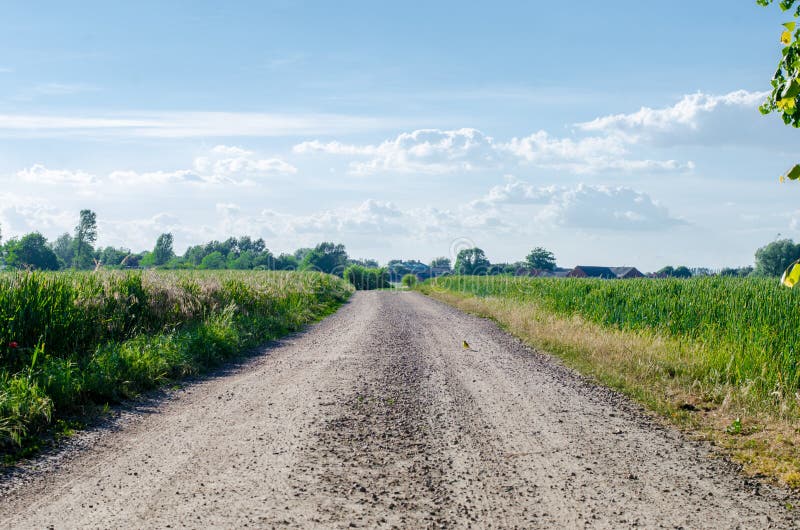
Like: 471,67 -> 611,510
2,86 -> 797,271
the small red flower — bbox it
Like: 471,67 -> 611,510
8,341 -> 18,349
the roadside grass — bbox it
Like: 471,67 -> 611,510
419,276 -> 800,489
0,270 -> 352,457
344,265 -> 390,290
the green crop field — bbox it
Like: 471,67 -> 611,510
0,270 -> 352,452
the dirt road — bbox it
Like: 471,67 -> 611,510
0,291 -> 796,528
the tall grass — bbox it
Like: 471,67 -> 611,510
0,270 -> 352,450
426,276 -> 800,403
343,265 -> 390,290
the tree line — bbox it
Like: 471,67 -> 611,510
0,211 -> 369,274
0,210 -> 796,277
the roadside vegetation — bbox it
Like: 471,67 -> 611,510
401,274 -> 418,288
0,270 -> 352,456
420,275 -> 800,488
343,265 -> 390,290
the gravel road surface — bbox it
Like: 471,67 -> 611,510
0,291 -> 796,528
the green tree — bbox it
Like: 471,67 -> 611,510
73,209 -> 97,269
300,242 -> 349,275
673,266 -> 692,279
251,250 -> 275,269
656,265 -> 692,278
139,251 -> 155,268
99,246 -> 131,268
755,238 -> 800,276
657,266 -> 675,277
4,232 -> 60,270
274,253 -> 298,270
200,251 -> 226,269
228,251 -> 254,270
236,236 -> 265,254
430,256 -> 451,270
152,233 -> 175,266
293,247 -> 312,262
454,247 -> 490,275
51,233 -> 74,268
720,266 -> 754,277
759,0 -> 800,179
525,247 -> 557,271
163,256 -> 189,269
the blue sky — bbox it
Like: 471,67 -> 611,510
1,1 -> 799,270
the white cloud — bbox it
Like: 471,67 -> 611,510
293,140 -> 377,156
272,199 -> 410,236
108,169 -> 205,185
0,112 -> 401,138
0,192 -> 74,238
210,145 -> 253,156
17,164 -> 96,185
579,90 -> 765,133
212,203 -> 277,239
502,131 -> 625,161
295,126 -> 691,176
101,213 -> 201,253
470,179 -> 557,209
294,128 -> 500,175
0,115 -> 158,131
0,173 -> 687,265
101,201 -> 464,254
498,131 -> 691,174
576,90 -> 780,148
13,145 -> 296,189
472,179 -> 685,231
539,184 -> 686,231
195,197 -> 501,249
289,91 -> 779,177
194,144 -> 297,180
221,180 -> 682,244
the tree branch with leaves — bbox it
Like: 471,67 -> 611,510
758,0 -> 800,179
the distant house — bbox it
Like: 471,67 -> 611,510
567,266 -> 618,279
388,260 -> 431,281
514,267 -> 571,278
610,267 -> 644,279
513,268 -> 543,277
568,266 -> 644,279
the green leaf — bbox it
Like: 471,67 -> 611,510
786,164 -> 800,180
784,21 -> 797,31
783,79 -> 800,98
